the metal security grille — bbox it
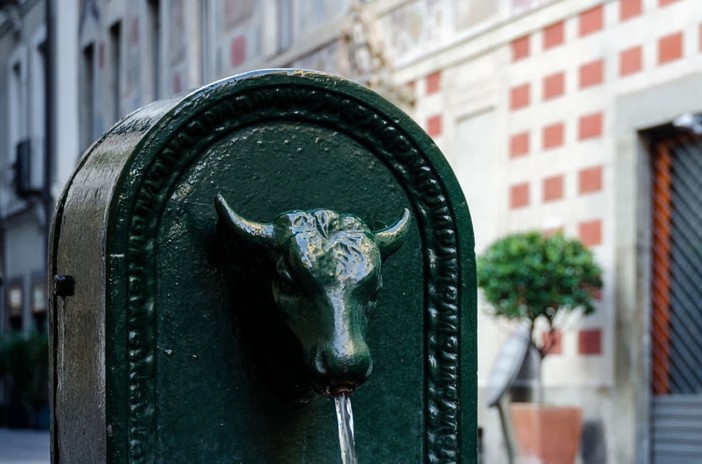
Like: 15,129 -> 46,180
652,397 -> 702,464
651,136 -> 702,463
667,139 -> 702,393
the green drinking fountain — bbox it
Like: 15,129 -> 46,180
49,70 -> 477,463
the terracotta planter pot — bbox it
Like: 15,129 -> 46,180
510,403 -> 582,464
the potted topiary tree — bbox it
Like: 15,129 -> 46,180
477,231 -> 602,464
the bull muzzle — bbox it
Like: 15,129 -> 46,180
311,339 -> 373,397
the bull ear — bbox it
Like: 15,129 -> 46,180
215,194 -> 275,248
374,208 -> 411,259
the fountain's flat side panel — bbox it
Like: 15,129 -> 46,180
49,98 -> 182,464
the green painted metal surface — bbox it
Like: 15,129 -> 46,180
50,69 -> 477,463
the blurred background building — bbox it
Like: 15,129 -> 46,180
2,0 -> 702,462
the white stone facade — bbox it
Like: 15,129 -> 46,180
0,0 -> 80,339
0,0 -> 50,336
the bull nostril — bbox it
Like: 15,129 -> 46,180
314,351 -> 329,376
311,343 -> 373,396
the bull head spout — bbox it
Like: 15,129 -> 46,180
215,194 -> 410,401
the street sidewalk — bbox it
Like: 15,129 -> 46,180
0,428 -> 49,464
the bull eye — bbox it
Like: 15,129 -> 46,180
291,214 -> 307,228
360,280 -> 381,319
365,298 -> 378,319
275,258 -> 297,291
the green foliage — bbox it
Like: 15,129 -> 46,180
0,332 -> 49,406
477,231 -> 603,343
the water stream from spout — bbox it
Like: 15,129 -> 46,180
334,393 -> 358,464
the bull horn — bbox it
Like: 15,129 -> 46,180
215,194 -> 275,247
374,208 -> 411,259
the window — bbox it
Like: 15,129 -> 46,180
30,29 -> 46,144
29,29 -> 47,191
8,59 -> 26,155
81,43 -> 95,151
7,49 -> 29,203
277,0 -> 293,53
455,110 -> 498,252
199,0 -> 211,84
7,279 -> 24,332
31,278 -> 47,332
109,21 -> 122,123
147,0 -> 161,100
